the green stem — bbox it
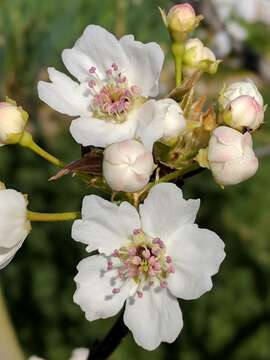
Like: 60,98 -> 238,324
0,289 -> 25,360
19,132 -> 64,167
171,43 -> 184,86
27,211 -> 80,222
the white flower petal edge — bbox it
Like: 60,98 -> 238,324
124,287 -> 183,351
38,25 -> 164,148
72,195 -> 140,255
73,183 -> 225,350
0,188 -> 30,269
139,183 -> 200,239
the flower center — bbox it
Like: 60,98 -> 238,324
87,63 -> 142,123
107,228 -> 175,298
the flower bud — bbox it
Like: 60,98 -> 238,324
156,99 -> 186,140
183,38 -> 219,75
224,95 -> 264,131
219,80 -> 263,109
0,101 -> 28,146
208,126 -> 258,186
167,3 -> 197,33
103,140 -> 154,192
0,183 -> 31,269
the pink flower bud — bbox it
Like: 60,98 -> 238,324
0,102 -> 28,146
219,80 -> 264,109
225,95 -> 264,131
167,3 -> 197,33
208,126 -> 258,186
103,140 -> 155,193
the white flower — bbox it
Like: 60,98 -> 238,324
103,140 -> 154,193
219,79 -> 263,109
69,348 -> 89,360
72,183 -> 225,351
38,25 -> 164,148
0,183 -> 30,269
208,126 -> 258,186
224,95 -> 264,131
0,102 -> 28,146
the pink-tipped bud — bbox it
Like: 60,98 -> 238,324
103,140 -> 155,193
208,126 -> 258,186
167,3 -> 197,33
224,95 -> 264,131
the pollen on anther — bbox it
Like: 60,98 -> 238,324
112,288 -> 120,294
89,66 -> 96,74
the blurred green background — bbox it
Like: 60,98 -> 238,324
0,0 -> 270,359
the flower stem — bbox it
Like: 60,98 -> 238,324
27,211 -> 80,222
19,132 -> 64,167
171,43 -> 185,86
89,312 -> 129,360
0,288 -> 25,360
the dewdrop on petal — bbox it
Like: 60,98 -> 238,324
103,140 -> 155,193
0,100 -> 28,146
208,126 -> 258,186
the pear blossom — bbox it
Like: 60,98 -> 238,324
28,348 -> 89,360
38,25 -> 164,148
103,140 -> 154,192
0,182 -> 31,269
224,95 -> 264,131
219,79 -> 264,109
72,183 -> 225,350
208,126 -> 258,186
0,101 -> 28,146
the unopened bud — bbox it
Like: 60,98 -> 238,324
0,101 -> 28,146
103,140 -> 155,193
224,95 -> 264,131
183,38 -> 219,76
219,80 -> 263,109
167,3 -> 197,33
208,126 -> 258,186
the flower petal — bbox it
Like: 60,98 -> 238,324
72,195 -> 140,255
139,183 -> 200,240
0,189 -> 29,248
70,110 -> 138,147
167,224 -> 225,300
124,287 -> 183,350
119,35 -> 164,97
74,255 -> 135,321
0,240 -> 24,270
62,25 -> 127,82
135,100 -> 165,151
37,68 -> 90,117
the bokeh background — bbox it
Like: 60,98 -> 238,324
1,0 -> 270,359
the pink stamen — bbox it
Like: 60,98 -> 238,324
111,63 -> 118,71
160,281 -> 168,288
137,291 -> 143,298
133,228 -> 142,235
166,256 -> 172,263
112,288 -> 120,294
89,66 -> 96,74
107,260 -> 113,271
142,249 -> 151,259
128,248 -> 137,256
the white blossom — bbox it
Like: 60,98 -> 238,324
103,140 -> 154,192
38,25 -> 164,148
0,183 -> 30,269
72,183 -> 225,351
208,126 -> 258,186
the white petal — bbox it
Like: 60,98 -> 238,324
0,239 -> 24,270
135,100 -> 165,151
140,183 -> 200,240
124,287 -> 183,350
74,255 -> 135,321
72,195 -> 140,255
63,25 -> 127,82
167,224 -> 225,300
119,35 -> 164,97
37,68 -> 90,117
70,110 -> 138,147
0,189 -> 29,248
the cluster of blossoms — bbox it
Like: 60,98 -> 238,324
0,2 -> 266,356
